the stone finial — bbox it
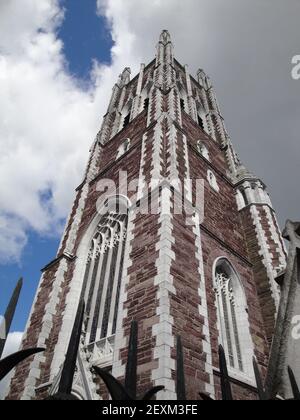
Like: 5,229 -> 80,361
156,30 -> 174,67
197,69 -> 207,88
118,67 -> 131,86
234,164 -> 256,182
159,30 -> 172,45
282,220 -> 300,245
197,69 -> 213,89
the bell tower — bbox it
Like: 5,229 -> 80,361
6,31 -> 286,400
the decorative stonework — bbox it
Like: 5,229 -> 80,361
21,257 -> 69,399
250,206 -> 280,306
152,187 -> 176,400
6,31 -> 285,401
192,212 -> 215,397
112,207 -> 136,379
207,170 -> 220,192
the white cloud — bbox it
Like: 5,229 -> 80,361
0,0 -> 299,263
0,0 -> 100,263
0,329 -> 23,399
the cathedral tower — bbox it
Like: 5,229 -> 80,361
7,31 -> 286,400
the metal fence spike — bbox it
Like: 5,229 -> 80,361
253,357 -> 268,400
288,366 -> 300,400
125,321 -> 138,399
199,392 -> 214,401
176,336 -> 186,400
219,345 -> 233,400
142,386 -> 165,401
58,299 -> 85,395
0,278 -> 23,359
0,348 -> 44,381
93,366 -> 132,400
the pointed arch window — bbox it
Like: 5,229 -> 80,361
207,170 -> 219,193
81,205 -> 128,345
214,258 -> 255,379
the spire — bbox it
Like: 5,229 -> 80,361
197,69 -> 212,90
159,30 -> 172,45
118,67 -> 131,87
156,30 -> 174,66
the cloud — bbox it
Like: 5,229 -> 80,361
0,0 -> 300,264
0,0 -> 100,263
0,329 -> 23,399
96,0 -> 300,228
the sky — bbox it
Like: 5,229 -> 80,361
0,0 -> 300,388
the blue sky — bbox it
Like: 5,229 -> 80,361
59,0 -> 113,79
0,0 -> 112,333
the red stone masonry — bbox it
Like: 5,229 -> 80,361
6,32 -> 284,401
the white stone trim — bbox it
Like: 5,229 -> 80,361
250,206 -> 280,307
112,208 -> 136,378
152,187 -> 177,400
182,134 -> 192,203
212,257 -> 255,384
5,272 -> 46,398
167,88 -> 178,123
192,213 -> 215,397
150,120 -> 163,191
264,205 -> 287,270
50,213 -> 104,379
64,183 -> 89,256
21,258 -> 69,399
166,122 -> 180,189
137,133 -> 147,201
185,65 -> 198,122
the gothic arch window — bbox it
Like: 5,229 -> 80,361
197,141 -> 210,161
80,197 -> 129,346
207,170 -> 219,193
213,258 -> 255,379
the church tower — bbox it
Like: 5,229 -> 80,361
7,31 -> 286,400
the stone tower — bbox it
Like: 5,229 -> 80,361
7,31 -> 286,400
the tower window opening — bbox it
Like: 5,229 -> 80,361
241,189 -> 248,206
180,99 -> 185,111
82,209 -> 129,345
198,115 -> 204,130
144,98 -> 149,110
123,113 -> 130,128
207,170 -> 219,193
